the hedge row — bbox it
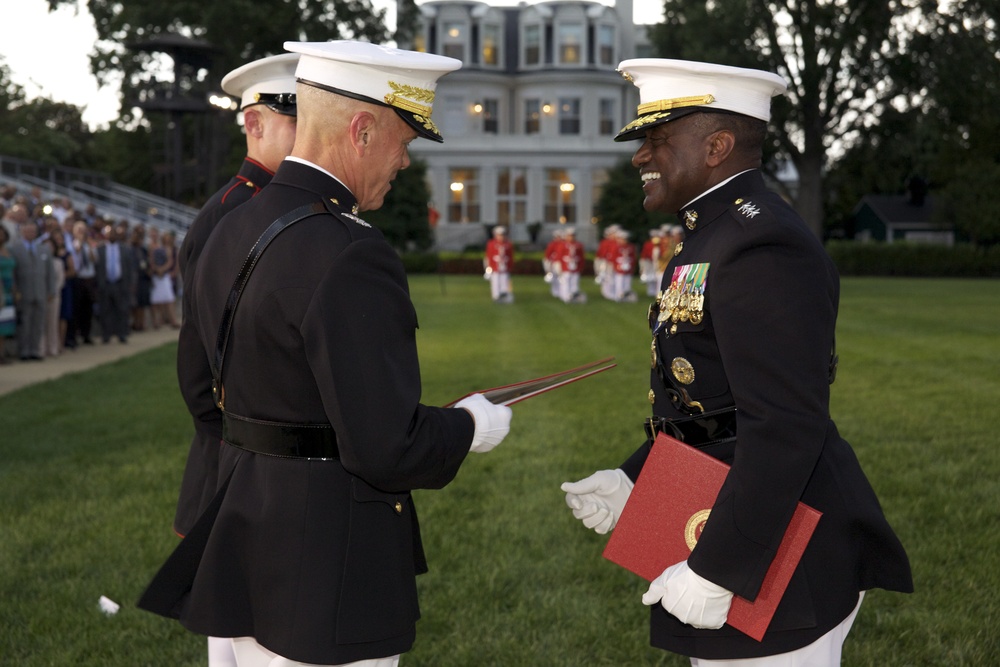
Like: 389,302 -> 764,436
824,241 -> 1000,277
401,243 -> 1000,278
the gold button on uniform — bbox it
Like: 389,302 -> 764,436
674,242 -> 683,257
671,357 -> 695,385
394,502 -> 403,514
648,389 -> 656,404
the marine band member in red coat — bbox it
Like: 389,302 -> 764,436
555,227 -> 587,303
484,225 -> 514,303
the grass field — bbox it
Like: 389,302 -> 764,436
0,275 -> 997,666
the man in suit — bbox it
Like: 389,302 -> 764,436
10,219 -> 56,360
139,41 -> 513,667
561,59 -> 912,665
95,225 -> 135,343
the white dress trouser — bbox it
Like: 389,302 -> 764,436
231,637 -> 400,667
690,592 -> 864,667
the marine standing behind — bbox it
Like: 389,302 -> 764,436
173,52 -> 299,667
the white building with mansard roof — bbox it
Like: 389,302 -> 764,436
400,0 -> 654,250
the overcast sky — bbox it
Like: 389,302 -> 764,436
0,0 -> 663,129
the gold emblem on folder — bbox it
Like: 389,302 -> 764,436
685,509 -> 712,551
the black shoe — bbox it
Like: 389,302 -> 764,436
83,338 -> 94,345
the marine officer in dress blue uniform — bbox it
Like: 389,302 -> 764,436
141,41 -> 513,667
562,58 -> 912,666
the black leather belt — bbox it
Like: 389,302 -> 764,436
644,406 -> 737,447
223,413 -> 339,460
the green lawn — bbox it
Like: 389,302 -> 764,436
0,276 -> 997,666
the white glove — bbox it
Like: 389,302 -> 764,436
455,393 -> 512,453
641,560 -> 733,629
560,469 -> 633,534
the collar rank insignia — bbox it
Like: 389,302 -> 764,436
342,212 -> 371,228
737,201 -> 761,219
683,209 -> 699,230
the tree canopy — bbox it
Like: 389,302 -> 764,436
644,2 -> 997,241
47,0 -> 392,102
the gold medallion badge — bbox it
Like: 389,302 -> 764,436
684,509 -> 712,551
671,357 -> 695,384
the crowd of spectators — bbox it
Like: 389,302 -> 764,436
0,184 -> 181,365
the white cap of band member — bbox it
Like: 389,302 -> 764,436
614,59 -> 787,142
283,40 -> 462,143
221,53 -> 300,116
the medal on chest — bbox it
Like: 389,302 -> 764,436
651,263 -> 710,336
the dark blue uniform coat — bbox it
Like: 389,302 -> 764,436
142,160 -> 474,663
620,169 -> 912,659
174,157 -> 273,537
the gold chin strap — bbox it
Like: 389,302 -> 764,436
637,94 -> 716,116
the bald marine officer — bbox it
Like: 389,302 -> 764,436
139,41 -> 513,667
172,53 -> 299,667
561,59 -> 912,666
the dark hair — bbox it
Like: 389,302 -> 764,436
693,111 -> 767,163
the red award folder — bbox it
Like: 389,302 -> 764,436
602,432 -> 822,641
444,357 -> 616,407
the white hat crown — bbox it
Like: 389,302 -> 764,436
284,40 -> 462,142
221,53 -> 299,111
615,58 -> 787,141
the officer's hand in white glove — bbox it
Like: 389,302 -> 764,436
641,560 -> 733,630
455,393 -> 512,454
560,468 -> 633,534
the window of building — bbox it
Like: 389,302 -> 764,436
544,169 -> 577,224
557,23 -> 583,64
525,98 -> 541,134
442,21 -> 467,61
599,98 -> 615,135
524,24 -> 541,66
597,24 -> 615,65
448,168 -> 480,223
482,98 -> 499,134
497,167 -> 529,226
482,24 -> 501,66
559,98 -> 580,135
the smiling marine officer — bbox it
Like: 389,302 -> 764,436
561,58 -> 912,666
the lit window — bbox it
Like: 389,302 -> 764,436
524,24 -> 541,66
599,98 -> 615,135
559,98 -> 581,135
482,24 -> 500,66
497,167 -> 529,225
483,98 -> 499,134
443,21 -> 466,61
525,99 -> 541,135
545,169 -> 577,224
557,23 -> 583,65
597,25 -> 615,65
448,168 -> 480,223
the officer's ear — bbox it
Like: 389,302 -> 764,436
243,107 -> 265,139
705,129 -> 736,168
349,111 -> 377,156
